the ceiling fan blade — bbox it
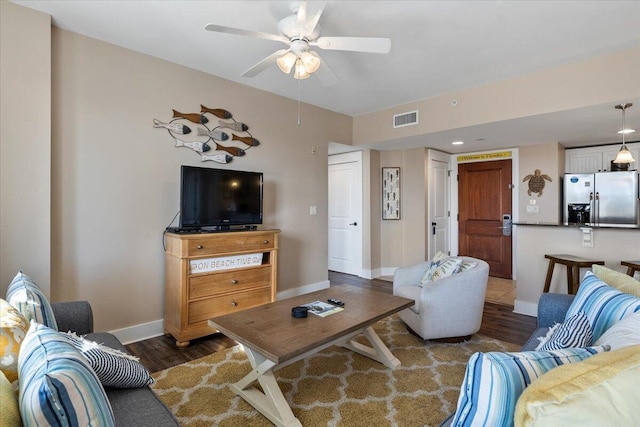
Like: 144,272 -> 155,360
310,52 -> 338,86
304,2 -> 325,36
313,37 -> 391,54
241,49 -> 290,77
205,23 -> 289,44
296,1 -> 307,24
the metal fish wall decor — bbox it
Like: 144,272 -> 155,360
175,139 -> 210,153
154,105 -> 259,164
197,127 -> 229,141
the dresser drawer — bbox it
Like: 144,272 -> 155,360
187,232 -> 276,256
188,287 -> 271,323
189,267 -> 272,299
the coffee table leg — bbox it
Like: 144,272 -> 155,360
340,325 -> 401,369
231,347 -> 302,427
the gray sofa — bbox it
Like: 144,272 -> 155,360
51,301 -> 179,427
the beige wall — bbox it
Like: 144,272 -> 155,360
517,143 -> 564,223
353,46 -> 640,146
2,2 -> 351,333
378,148 -> 428,271
49,28 -> 351,330
0,2 -> 52,294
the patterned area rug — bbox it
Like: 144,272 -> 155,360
151,315 -> 519,426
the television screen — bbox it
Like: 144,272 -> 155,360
179,166 -> 263,230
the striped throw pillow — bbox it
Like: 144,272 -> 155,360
18,322 -> 115,426
536,311 -> 593,351
566,272 -> 640,341
62,332 -> 153,388
6,271 -> 58,330
451,346 -> 609,427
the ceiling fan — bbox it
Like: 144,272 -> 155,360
204,1 -> 391,86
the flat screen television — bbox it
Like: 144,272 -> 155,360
179,166 -> 263,230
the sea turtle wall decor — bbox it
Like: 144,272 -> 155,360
523,169 -> 552,196
153,105 -> 259,164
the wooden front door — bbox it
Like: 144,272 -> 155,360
458,159 -> 512,278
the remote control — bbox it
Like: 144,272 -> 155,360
327,298 -> 344,307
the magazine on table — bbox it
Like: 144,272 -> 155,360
301,300 -> 344,317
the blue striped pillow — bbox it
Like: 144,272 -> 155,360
536,311 -> 593,351
565,271 -> 640,341
451,346 -> 608,427
6,271 -> 58,330
18,322 -> 115,427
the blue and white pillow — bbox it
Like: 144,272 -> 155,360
536,311 -> 593,351
451,346 -> 608,427
565,272 -> 640,341
18,322 -> 115,426
62,332 -> 153,388
6,271 -> 58,330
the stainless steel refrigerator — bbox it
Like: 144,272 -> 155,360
563,171 -> 640,226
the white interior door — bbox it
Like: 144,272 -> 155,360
429,154 -> 450,258
328,152 -> 362,275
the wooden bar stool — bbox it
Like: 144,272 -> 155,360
543,254 -> 605,295
621,260 -> 640,277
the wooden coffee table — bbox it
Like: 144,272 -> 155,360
208,286 -> 414,427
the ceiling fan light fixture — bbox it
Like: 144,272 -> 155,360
613,103 -> 636,164
276,52 -> 297,74
293,58 -> 311,79
299,51 -> 320,74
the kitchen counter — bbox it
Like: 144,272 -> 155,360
514,222 -> 640,229
513,225 -> 640,317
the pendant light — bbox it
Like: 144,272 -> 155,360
614,103 -> 636,164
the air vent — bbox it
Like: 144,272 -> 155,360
393,110 -> 418,128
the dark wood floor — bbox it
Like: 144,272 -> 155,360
127,271 -> 537,373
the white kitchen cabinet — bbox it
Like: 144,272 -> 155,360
565,142 -> 640,173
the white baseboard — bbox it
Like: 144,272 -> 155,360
277,280 -> 330,300
110,319 -> 165,346
513,299 -> 538,317
380,267 -> 397,277
361,269 -> 376,280
110,280 -> 331,345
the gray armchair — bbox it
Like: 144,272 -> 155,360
393,256 -> 489,341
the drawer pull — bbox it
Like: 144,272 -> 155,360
231,279 -> 238,284
197,245 -> 203,249
263,240 -> 269,244
231,301 -> 238,307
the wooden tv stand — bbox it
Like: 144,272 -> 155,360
163,229 -> 279,347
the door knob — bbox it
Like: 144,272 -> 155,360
432,222 -> 436,235
349,222 -> 357,226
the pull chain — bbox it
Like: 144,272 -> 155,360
297,79 -> 301,126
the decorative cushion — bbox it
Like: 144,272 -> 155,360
456,260 -> 478,273
5,271 -> 58,330
430,257 -> 463,282
0,370 -> 21,427
450,346 -> 608,427
18,322 -> 115,426
592,264 -> 640,297
565,271 -> 640,341
62,332 -> 153,388
514,345 -> 640,427
420,254 -> 463,285
594,312 -> 640,351
0,298 -> 29,384
535,311 -> 593,351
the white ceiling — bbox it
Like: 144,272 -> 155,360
13,0 -> 640,153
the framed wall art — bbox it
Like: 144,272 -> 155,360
382,167 -> 400,220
